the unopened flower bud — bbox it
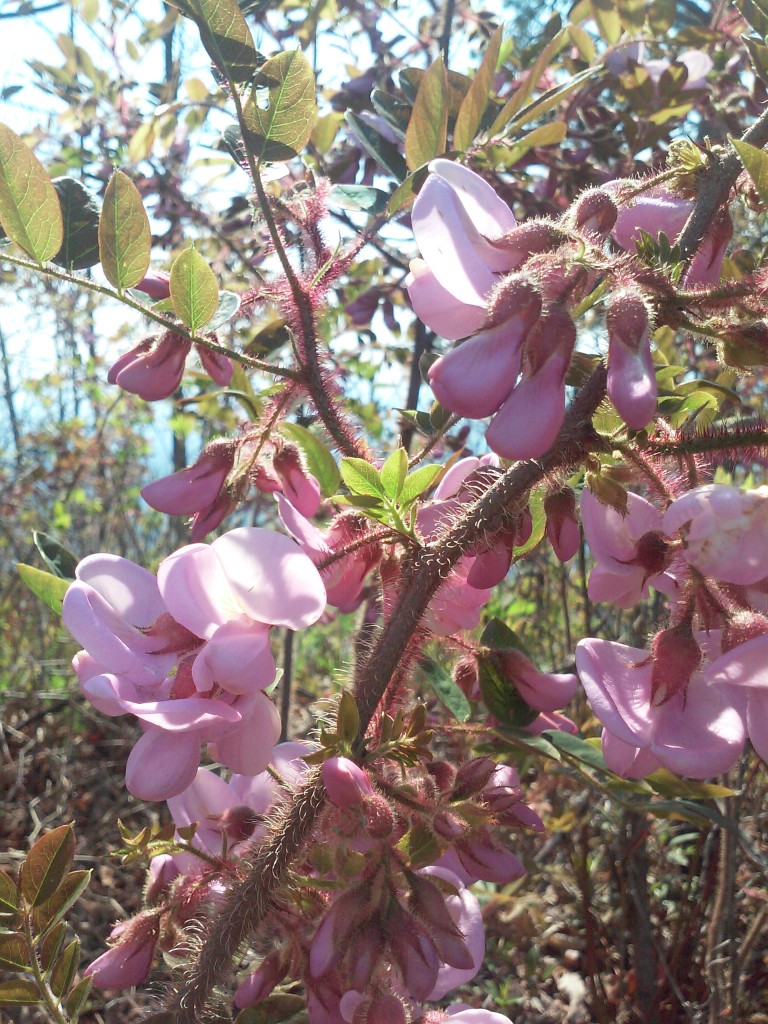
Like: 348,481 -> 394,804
364,993 -> 409,1024
491,221 -> 564,268
722,610 -> 768,652
453,659 -> 480,701
84,914 -> 160,989
570,188 -> 618,236
273,443 -> 322,517
483,274 -> 542,331
145,854 -> 179,905
426,759 -> 457,792
322,756 -> 374,809
363,793 -> 396,838
650,619 -> 701,705
434,810 -> 466,841
606,288 -> 657,430
218,804 -> 263,842
452,757 -> 496,800
718,320 -> 768,369
544,487 -> 580,563
135,270 -> 171,300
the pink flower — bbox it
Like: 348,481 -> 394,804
643,49 -> 713,90
63,530 -> 327,799
419,866 -> 485,1001
84,915 -> 159,989
141,441 -> 236,540
580,488 -> 680,606
498,649 -> 578,713
663,484 -> 768,585
544,488 -> 580,563
135,270 -> 171,300
609,185 -> 732,287
278,497 -> 380,612
705,636 -> 768,764
235,951 -> 287,1008
575,638 -> 746,778
108,331 -> 233,401
406,159 -> 518,340
445,1010 -> 514,1024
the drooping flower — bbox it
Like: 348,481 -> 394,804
575,638 -> 746,778
141,440 -> 236,541
605,287 -> 657,430
84,915 -> 160,989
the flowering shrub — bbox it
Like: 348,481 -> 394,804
3,1 -> 768,1022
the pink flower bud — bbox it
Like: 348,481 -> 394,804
109,331 -> 191,401
409,874 -> 475,971
274,444 -> 322,518
234,951 -> 288,1008
322,756 -> 374,808
606,289 -> 657,430
483,274 -> 542,331
197,342 -> 234,387
481,764 -> 522,813
426,759 -> 457,792
570,188 -> 618,236
650,620 -> 701,705
453,659 -> 480,701
135,270 -> 171,300
456,836 -> 526,885
141,442 -> 235,516
434,811 -> 466,841
145,855 -> 179,904
84,915 -> 160,989
452,758 -> 496,800
363,794 -> 395,838
365,993 -> 409,1024
491,221 -> 564,268
218,804 -> 263,842
544,488 -> 580,562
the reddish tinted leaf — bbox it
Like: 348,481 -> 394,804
20,825 -> 75,908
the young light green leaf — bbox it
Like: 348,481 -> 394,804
0,979 -> 42,1005
513,488 -> 546,558
16,564 -> 70,615
167,0 -> 259,83
590,0 -> 622,42
398,463 -> 444,506
99,170 -> 151,291
731,137 -> 768,206
454,24 -> 504,151
33,532 -> 78,580
380,447 -> 408,499
0,123 -> 63,263
336,691 -> 360,741
20,825 -> 75,908
170,248 -> 220,334
646,770 -> 738,799
281,422 -> 341,497
340,457 -> 385,498
488,28 -> 568,137
51,176 -> 101,270
405,54 -> 449,171
503,120 -> 567,165
242,50 -> 317,162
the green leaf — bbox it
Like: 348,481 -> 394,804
31,870 -> 91,934
421,658 -> 471,722
0,936 -> 29,972
481,617 -> 530,654
346,112 -> 408,181
242,50 -> 317,162
0,979 -> 42,1005
455,24 -> 504,150
16,564 -> 70,615
503,66 -> 601,135
477,652 -> 539,728
205,290 -> 241,332
542,729 -> 611,773
167,0 -> 259,82
645,798 -> 729,828
330,184 -> 389,215
646,770 -> 738,799
731,137 -> 768,206
281,422 -> 340,498
0,123 -> 63,263
380,447 -> 408,499
51,177 -> 101,270
98,170 -> 151,291
396,821 -> 440,868
64,976 -> 92,1018
39,921 -> 67,971
336,691 -> 360,742
234,994 -> 305,1023
340,457 -> 385,498
0,871 -> 18,914
502,120 -> 567,165
734,0 -> 768,36
490,725 -> 562,761
20,825 -> 76,909
50,938 -> 80,998
405,54 -> 449,171
513,488 -> 546,558
401,65 -> 471,117
33,532 -> 77,580
743,35 -> 768,83
398,464 -> 444,506
590,0 -> 622,42
170,248 -> 220,334
488,28 -> 568,137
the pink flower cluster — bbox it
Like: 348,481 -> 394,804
63,528 -> 326,799
576,482 -> 768,777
